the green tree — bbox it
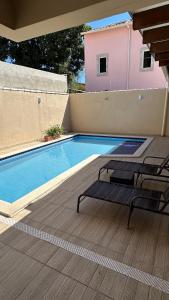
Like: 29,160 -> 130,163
0,24 -> 91,84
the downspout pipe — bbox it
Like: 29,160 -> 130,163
126,23 -> 131,90
161,81 -> 169,136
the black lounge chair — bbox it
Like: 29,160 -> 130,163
98,154 -> 169,182
77,178 -> 169,228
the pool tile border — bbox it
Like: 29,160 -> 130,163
0,133 -> 153,161
0,215 -> 169,295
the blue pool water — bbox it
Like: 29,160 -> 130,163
0,135 -> 145,203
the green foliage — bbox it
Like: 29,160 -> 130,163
44,125 -> 64,137
0,25 -> 91,83
72,82 -> 85,91
69,81 -> 85,92
0,38 -> 9,61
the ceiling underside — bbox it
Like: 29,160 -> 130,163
0,0 -> 167,42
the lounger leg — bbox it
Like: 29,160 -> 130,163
77,196 -> 82,213
98,168 -> 104,180
135,173 -> 140,186
77,195 -> 86,213
127,205 -> 134,229
98,168 -> 109,180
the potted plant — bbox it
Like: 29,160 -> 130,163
43,126 -> 57,142
43,125 -> 64,142
54,124 -> 64,138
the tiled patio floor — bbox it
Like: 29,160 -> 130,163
0,136 -> 169,300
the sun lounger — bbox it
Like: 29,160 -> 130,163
77,178 -> 169,228
98,154 -> 169,182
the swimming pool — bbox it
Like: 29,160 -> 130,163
0,134 -> 147,204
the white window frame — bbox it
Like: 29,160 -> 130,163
96,54 -> 109,76
140,48 -> 154,72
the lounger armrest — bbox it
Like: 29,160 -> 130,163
130,195 -> 167,206
140,178 -> 169,189
143,156 -> 165,164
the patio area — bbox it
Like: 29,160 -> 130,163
0,136 -> 169,300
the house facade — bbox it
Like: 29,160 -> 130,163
83,21 -> 167,92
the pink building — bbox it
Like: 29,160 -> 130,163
83,21 -> 167,92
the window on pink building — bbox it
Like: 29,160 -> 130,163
140,48 -> 154,71
97,54 -> 108,76
143,51 -> 151,68
100,57 -> 107,73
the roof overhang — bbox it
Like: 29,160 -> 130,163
0,0 -> 167,42
133,1 -> 169,79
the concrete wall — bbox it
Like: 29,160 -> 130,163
0,90 -> 71,149
1,88 -> 169,150
0,61 -> 67,93
70,88 -> 167,136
